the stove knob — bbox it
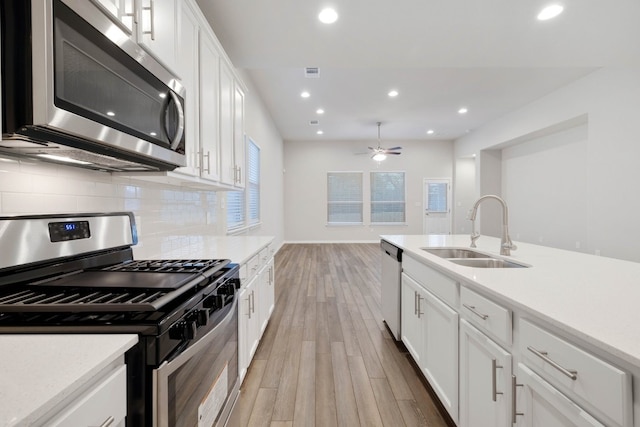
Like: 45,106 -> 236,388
203,295 -> 223,310
169,320 -> 198,340
197,309 -> 209,326
220,283 -> 236,296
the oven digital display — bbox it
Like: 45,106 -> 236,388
48,221 -> 91,242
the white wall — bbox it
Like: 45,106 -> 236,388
284,138 -> 453,242
454,67 -> 640,262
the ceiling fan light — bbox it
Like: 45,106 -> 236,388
372,152 -> 387,161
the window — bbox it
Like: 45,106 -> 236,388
227,138 -> 260,232
371,171 -> 405,223
327,172 -> 363,224
247,140 -> 260,224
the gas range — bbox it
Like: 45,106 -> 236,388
0,212 -> 240,426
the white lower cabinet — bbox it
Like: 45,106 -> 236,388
514,364 -> 604,427
459,319 -> 512,427
239,274 -> 260,381
239,245 -> 276,383
401,272 -> 458,423
44,364 -> 127,427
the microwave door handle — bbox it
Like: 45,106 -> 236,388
167,90 -> 185,150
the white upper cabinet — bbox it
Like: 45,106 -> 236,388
91,0 -> 134,33
136,0 -> 178,72
218,61 -> 235,186
233,85 -> 245,187
92,0 -> 177,71
198,30 -> 221,181
172,0 -> 200,178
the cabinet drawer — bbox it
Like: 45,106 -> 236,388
519,320 -> 632,427
460,286 -> 511,347
247,254 -> 260,281
46,364 -> 127,427
403,255 -> 458,308
259,246 -> 270,266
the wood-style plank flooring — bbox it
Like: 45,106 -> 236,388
227,243 -> 450,427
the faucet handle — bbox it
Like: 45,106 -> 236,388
470,231 -> 480,248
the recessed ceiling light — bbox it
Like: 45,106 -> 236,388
106,111 -> 116,116
458,107 -> 468,114
427,129 -> 435,135
388,90 -> 399,97
318,8 -> 338,24
301,91 -> 310,98
537,4 -> 564,20
316,108 -> 325,114
317,130 -> 324,135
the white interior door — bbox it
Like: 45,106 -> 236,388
423,178 -> 451,234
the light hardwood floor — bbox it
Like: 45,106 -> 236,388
227,243 -> 451,427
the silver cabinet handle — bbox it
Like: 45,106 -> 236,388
527,346 -> 578,380
142,0 -> 155,40
463,303 -> 489,320
416,293 -> 424,319
250,290 -> 255,314
492,359 -> 503,402
512,375 -> 523,424
246,294 -> 252,319
202,151 -> 211,174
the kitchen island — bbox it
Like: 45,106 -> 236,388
381,234 -> 640,427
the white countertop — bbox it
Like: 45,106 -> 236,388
0,334 -> 138,427
381,234 -> 640,369
133,235 -> 275,265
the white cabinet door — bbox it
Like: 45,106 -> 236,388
258,258 -> 275,334
45,364 -> 127,427
219,61 -> 235,186
423,288 -> 459,423
514,364 -> 604,427
137,0 -> 177,71
400,273 -> 424,365
172,0 -> 199,177
459,319 -> 512,427
233,85 -> 245,187
198,30 -> 221,181
92,0 -> 134,33
239,275 -> 260,382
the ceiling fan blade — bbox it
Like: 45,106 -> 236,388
385,146 -> 403,151
386,152 -> 402,155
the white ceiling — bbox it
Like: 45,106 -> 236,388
195,0 -> 640,142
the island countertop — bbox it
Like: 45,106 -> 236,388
381,234 -> 640,369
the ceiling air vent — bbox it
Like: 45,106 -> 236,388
309,120 -> 319,126
304,67 -> 320,78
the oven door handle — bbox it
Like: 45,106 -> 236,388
153,292 -> 238,427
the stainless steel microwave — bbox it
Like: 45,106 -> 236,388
0,0 -> 186,171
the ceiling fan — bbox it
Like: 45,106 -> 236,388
369,122 -> 402,161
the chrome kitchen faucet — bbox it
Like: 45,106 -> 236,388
468,195 -> 517,256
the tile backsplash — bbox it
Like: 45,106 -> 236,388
0,155 -> 222,253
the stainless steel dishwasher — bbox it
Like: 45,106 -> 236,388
381,240 -> 402,341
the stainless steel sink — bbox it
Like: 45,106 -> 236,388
421,248 -> 492,259
448,258 -> 528,268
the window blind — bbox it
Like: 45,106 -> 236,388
327,172 -> 363,223
247,140 -> 260,224
370,171 -> 405,223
